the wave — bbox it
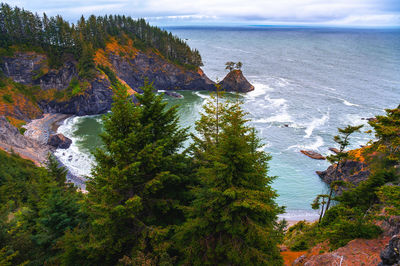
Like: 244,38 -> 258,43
274,77 -> 291,88
287,136 -> 324,151
245,82 -> 273,100
279,209 -> 319,221
342,98 -> 360,107
264,112 -> 293,123
194,91 -> 210,99
304,113 -> 329,138
54,116 -> 95,177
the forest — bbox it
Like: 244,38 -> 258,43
0,72 -> 399,265
0,3 -> 203,71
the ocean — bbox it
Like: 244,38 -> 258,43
55,26 -> 400,221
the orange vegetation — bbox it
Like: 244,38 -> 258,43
288,237 -> 390,265
6,116 -> 26,128
281,251 -> 307,265
0,84 -> 42,121
117,77 -> 136,95
94,37 -> 138,69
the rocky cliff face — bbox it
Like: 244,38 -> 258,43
1,45 -> 255,120
219,70 -> 254,93
109,51 -> 216,92
316,160 -> 370,193
39,76 -> 113,115
0,116 -> 49,164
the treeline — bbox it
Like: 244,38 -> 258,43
0,3 -> 202,70
0,81 -> 285,265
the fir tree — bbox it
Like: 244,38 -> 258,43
176,92 -> 283,265
74,80 -> 191,264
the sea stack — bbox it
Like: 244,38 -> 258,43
219,69 -> 254,92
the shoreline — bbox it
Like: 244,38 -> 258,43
23,113 -> 71,145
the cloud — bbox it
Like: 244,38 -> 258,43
3,0 -> 400,26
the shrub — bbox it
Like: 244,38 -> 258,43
2,93 -> 13,103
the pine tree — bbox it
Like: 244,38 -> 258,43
176,93 -> 283,265
73,80 -> 191,264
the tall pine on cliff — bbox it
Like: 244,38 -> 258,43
67,80 -> 192,264
176,92 -> 283,265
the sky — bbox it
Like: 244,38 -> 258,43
3,0 -> 400,27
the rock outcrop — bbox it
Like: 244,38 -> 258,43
219,70 -> 254,92
109,51 -> 216,92
0,116 -> 50,165
379,235 -> 400,266
39,76 -> 114,115
316,160 -> 370,193
292,237 -> 390,266
301,150 -> 326,160
48,133 -> 72,149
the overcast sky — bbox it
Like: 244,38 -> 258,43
4,0 -> 400,27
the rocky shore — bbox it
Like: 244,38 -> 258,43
0,113 -> 87,189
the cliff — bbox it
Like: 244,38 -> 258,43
0,40 -> 254,123
316,148 -> 370,193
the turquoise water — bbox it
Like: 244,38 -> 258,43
56,27 -> 400,221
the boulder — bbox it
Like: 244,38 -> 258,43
219,70 -> 254,93
164,90 -> 183,98
379,235 -> 400,266
48,133 -> 72,149
300,150 -> 326,160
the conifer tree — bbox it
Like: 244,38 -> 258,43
176,92 -> 283,265
76,80 -> 191,264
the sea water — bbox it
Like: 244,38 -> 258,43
56,27 -> 400,221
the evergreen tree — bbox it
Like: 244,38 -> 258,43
71,80 -> 191,264
176,92 -> 283,265
323,125 -> 363,213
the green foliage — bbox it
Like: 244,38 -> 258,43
377,185 -> 400,216
98,65 -> 118,87
2,93 -> 13,103
32,68 -> 46,80
0,79 -> 6,88
368,105 -> 400,163
175,90 -> 283,265
0,150 -> 84,265
78,44 -> 96,79
321,206 -> 382,249
66,77 -> 83,96
18,127 -> 26,135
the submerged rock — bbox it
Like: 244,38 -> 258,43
164,90 -> 183,98
300,150 -> 326,160
329,147 -> 340,154
48,133 -> 72,149
219,70 -> 254,92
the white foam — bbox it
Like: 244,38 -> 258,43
342,99 -> 360,107
245,83 -> 273,99
279,209 -> 319,221
265,112 -> 293,123
194,91 -> 210,99
288,136 -> 324,151
304,113 -> 329,138
54,116 -> 95,177
265,95 -> 287,108
275,77 -> 291,87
